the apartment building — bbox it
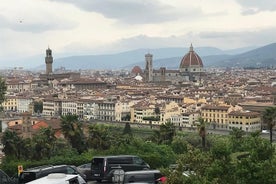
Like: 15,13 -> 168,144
228,111 -> 261,132
130,101 -> 181,125
43,98 -> 62,117
130,102 -> 156,124
17,96 -> 33,113
171,112 -> 200,128
201,105 -> 230,130
76,100 -> 84,119
6,79 -> 32,93
159,101 -> 181,122
61,99 -> 77,116
2,95 -> 17,111
98,100 -> 117,121
82,99 -> 99,120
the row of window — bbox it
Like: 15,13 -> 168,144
229,121 -> 260,125
202,113 -> 227,118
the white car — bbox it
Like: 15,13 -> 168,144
26,173 -> 86,184
262,129 -> 269,134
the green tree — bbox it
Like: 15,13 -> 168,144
60,114 -> 87,153
88,124 -> 112,150
197,117 -> 207,149
0,76 -> 7,111
171,136 -> 188,154
33,101 -> 43,114
1,130 -> 23,159
32,127 -> 57,160
159,121 -> 176,145
229,127 -> 245,152
154,107 -> 160,115
123,122 -> 132,135
262,106 -> 276,144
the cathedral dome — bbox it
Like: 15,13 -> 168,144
131,66 -> 143,74
179,44 -> 203,69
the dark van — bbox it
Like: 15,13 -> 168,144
91,155 -> 150,182
18,165 -> 86,183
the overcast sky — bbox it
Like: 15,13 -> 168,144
1,0 -> 276,63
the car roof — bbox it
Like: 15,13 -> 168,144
124,170 -> 160,175
93,155 -> 138,158
25,173 -> 82,184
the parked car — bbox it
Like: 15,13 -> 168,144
122,170 -> 166,184
26,173 -> 86,184
0,169 -> 17,184
18,165 -> 86,183
77,163 -> 93,181
91,155 -> 150,182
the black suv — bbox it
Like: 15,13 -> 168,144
91,155 -> 150,182
18,165 -> 86,183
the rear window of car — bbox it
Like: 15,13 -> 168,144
19,172 -> 36,183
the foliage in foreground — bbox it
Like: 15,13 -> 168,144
166,130 -> 276,184
1,119 -> 276,184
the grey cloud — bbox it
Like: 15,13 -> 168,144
199,28 -> 276,46
50,0 -> 184,24
110,34 -> 190,51
235,0 -> 276,15
0,14 -> 77,33
101,28 -> 276,52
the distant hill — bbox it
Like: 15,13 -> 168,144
52,45 -> 261,70
132,43 -> 276,69
52,46 -> 225,70
4,43 -> 276,70
214,43 -> 276,67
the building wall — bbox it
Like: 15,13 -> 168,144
228,112 -> 261,132
2,96 -> 17,111
201,105 -> 230,130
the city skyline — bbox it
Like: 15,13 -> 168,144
1,0 -> 276,67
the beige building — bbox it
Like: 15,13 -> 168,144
171,112 -> 200,128
2,95 -> 17,111
130,102 -> 156,124
131,101 -> 181,125
160,101 -> 181,123
201,105 -> 231,130
228,111 -> 261,132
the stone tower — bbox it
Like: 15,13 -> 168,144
45,47 -> 53,74
144,53 -> 153,82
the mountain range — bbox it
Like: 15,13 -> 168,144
3,43 -> 276,70
53,43 -> 276,70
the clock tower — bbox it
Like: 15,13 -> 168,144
45,47 -> 53,74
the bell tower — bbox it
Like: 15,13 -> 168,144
144,53 -> 153,82
45,47 -> 53,74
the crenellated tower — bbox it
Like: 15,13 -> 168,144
45,47 -> 53,74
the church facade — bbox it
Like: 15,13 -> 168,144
144,44 -> 204,85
